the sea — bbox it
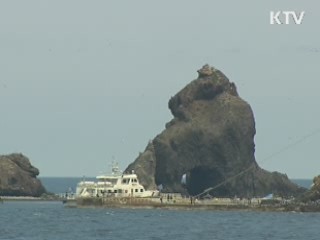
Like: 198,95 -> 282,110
0,178 -> 317,240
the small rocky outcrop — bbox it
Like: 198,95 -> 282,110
126,64 -> 305,198
301,175 -> 320,202
311,176 -> 320,195
0,153 -> 46,197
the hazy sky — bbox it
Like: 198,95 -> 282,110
0,1 -> 319,178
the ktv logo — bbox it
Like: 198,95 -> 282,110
270,11 -> 305,25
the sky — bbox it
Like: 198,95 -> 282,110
0,1 -> 319,178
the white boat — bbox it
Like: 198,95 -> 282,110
75,163 -> 159,199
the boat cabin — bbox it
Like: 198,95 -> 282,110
76,168 -> 158,198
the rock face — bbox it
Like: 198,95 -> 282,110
126,65 -> 305,198
0,153 -> 46,197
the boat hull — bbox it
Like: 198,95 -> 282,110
74,197 -> 162,208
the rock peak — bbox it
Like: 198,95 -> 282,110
197,64 -> 216,77
168,65 -> 238,121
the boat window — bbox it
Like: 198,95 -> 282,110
135,189 -> 138,193
125,190 -> 128,193
140,189 -> 143,192
118,189 -> 122,193
108,190 -> 112,193
114,190 -> 118,193
103,178 -> 117,185
88,189 -> 95,194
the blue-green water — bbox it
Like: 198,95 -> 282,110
1,201 -> 320,240
1,178 -> 317,239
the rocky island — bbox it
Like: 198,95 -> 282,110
126,64 -> 305,198
0,153 -> 46,197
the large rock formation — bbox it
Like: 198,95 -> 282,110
126,64 -> 305,198
0,153 -> 46,197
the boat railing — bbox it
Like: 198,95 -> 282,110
78,181 -> 95,185
97,181 -> 112,186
